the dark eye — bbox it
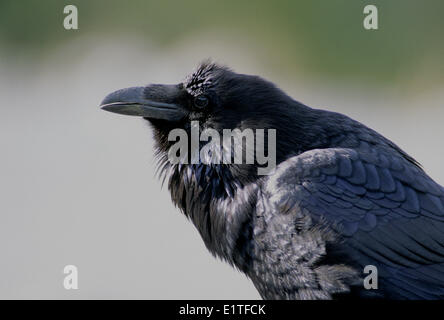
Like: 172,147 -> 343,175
194,95 -> 209,109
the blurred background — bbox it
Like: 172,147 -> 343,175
0,0 -> 443,299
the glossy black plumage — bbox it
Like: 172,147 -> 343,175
101,62 -> 444,299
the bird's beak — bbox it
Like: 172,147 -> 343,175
100,86 -> 187,121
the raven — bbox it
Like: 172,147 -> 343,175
101,62 -> 444,299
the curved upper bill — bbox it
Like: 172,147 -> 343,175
100,86 -> 186,121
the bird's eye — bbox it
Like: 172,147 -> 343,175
194,95 -> 209,109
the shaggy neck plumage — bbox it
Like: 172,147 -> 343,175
148,102 -> 356,266
157,157 -> 259,266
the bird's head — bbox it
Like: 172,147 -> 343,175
101,61 -> 314,183
100,61 -> 328,254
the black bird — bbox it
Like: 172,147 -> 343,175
101,62 -> 444,299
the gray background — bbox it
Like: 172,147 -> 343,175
0,1 -> 443,299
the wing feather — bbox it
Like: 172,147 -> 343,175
262,147 -> 444,298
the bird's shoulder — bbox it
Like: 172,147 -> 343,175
263,143 -> 444,235
254,144 -> 444,298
